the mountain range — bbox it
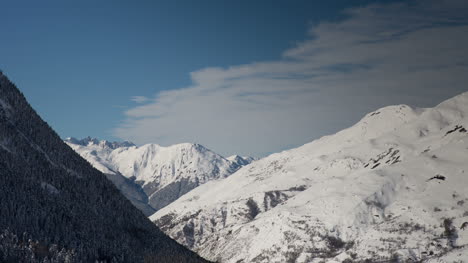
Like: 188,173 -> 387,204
150,92 -> 468,262
3,69 -> 468,262
65,137 -> 255,215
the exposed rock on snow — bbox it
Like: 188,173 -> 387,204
151,92 -> 468,262
65,138 -> 254,215
227,155 -> 257,167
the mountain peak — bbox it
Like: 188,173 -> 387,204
65,138 -> 252,213
65,136 -> 135,149
151,91 -> 468,263
227,155 -> 256,166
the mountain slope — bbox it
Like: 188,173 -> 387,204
0,72 -> 208,262
151,92 -> 468,262
65,138 -> 254,214
227,155 -> 257,167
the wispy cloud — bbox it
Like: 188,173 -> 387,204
114,0 -> 468,157
131,96 -> 150,104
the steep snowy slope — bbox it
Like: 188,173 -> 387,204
65,138 -> 253,214
151,92 -> 468,262
227,155 -> 257,167
64,137 -> 157,215
0,72 -> 208,262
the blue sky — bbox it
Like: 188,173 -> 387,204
1,0 -> 468,157
1,0 -> 370,136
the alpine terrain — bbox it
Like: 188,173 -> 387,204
0,72 -> 208,262
151,91 -> 468,262
65,138 -> 254,215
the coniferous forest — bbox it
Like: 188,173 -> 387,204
0,72 -> 209,262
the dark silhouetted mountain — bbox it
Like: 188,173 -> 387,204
0,72 -> 209,262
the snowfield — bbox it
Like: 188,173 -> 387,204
150,92 -> 468,262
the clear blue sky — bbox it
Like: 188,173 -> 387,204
2,0 -> 467,156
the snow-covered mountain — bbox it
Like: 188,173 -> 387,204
65,138 -> 254,215
65,136 -> 136,149
0,72 -> 208,262
151,92 -> 468,262
227,155 -> 257,167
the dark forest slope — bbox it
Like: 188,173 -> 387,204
0,72 -> 208,262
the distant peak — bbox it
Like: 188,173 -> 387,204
227,155 -> 256,166
64,137 -> 135,149
165,142 -> 208,151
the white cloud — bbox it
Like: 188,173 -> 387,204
114,0 -> 468,157
131,96 -> 150,103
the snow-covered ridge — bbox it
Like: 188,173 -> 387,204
227,155 -> 257,167
65,138 -> 254,214
151,91 -> 468,262
65,136 -> 135,149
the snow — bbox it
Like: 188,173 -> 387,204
65,136 -> 135,150
150,91 -> 468,262
65,140 -> 234,188
65,138 -> 254,212
227,155 -> 257,166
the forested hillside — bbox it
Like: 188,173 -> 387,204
0,72 -> 208,262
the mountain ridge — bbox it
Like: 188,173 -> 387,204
65,137 -> 255,214
151,91 -> 468,262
